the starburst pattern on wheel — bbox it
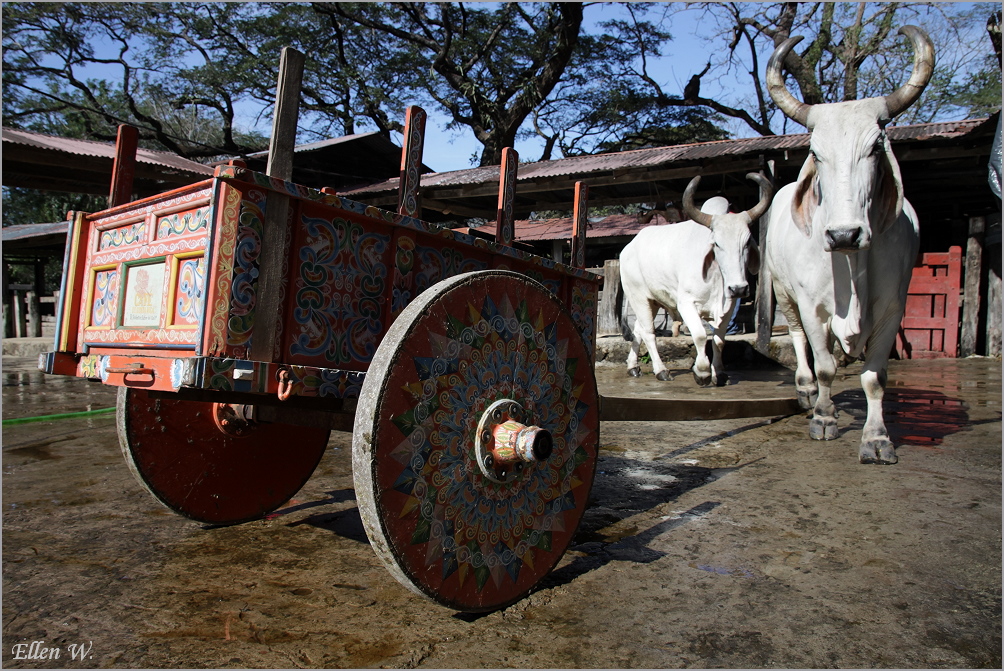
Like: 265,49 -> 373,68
359,272 -> 598,609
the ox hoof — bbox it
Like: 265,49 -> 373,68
692,370 -> 713,387
796,390 -> 818,411
655,370 -> 672,382
627,367 -> 642,378
860,440 -> 898,465
714,373 -> 729,387
809,416 -> 838,441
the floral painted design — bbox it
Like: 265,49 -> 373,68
288,213 -> 389,366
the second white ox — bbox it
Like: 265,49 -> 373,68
764,26 -> 933,464
620,173 -> 772,385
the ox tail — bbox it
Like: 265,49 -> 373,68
615,273 -> 634,342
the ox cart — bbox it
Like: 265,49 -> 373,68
37,51 -> 799,613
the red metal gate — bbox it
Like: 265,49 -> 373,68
896,246 -> 963,359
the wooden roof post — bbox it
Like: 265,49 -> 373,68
249,46 -> 304,363
961,215 -> 986,357
108,124 -> 138,207
495,147 -> 518,247
398,105 -> 427,218
571,181 -> 589,268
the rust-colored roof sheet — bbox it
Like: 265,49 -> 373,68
473,211 -> 682,242
1,221 -> 69,242
2,127 -> 214,176
343,118 -> 988,196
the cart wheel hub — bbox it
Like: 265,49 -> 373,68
475,399 -> 552,483
212,403 -> 256,437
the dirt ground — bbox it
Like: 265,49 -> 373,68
2,353 -> 1001,669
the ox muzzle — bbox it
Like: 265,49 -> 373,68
824,225 -> 869,252
727,283 -> 750,299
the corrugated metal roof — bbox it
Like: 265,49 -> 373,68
473,211 -> 681,242
2,221 -> 69,242
2,127 -> 214,176
343,118 -> 987,196
244,131 -> 387,158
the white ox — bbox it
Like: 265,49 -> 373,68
764,26 -> 933,464
620,173 -> 772,385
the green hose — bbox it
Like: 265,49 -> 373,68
2,406 -> 116,426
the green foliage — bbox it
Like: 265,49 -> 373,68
2,187 -> 105,228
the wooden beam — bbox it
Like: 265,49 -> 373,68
599,395 -> 803,422
570,181 -> 588,268
264,47 -> 304,181
597,259 -> 621,336
249,46 -> 304,363
960,215 -> 986,357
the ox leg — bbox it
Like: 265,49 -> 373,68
806,334 -> 839,441
626,321 -> 643,378
628,300 -> 670,380
858,322 -> 900,465
710,324 -> 729,387
678,303 -> 712,386
776,291 -> 818,409
791,330 -> 818,410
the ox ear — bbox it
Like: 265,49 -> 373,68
791,155 -> 818,237
747,237 -> 761,275
871,141 -> 904,234
702,244 -> 717,284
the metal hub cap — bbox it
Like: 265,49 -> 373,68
475,399 -> 553,483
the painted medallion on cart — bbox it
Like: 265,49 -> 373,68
90,270 -> 119,328
174,257 -> 205,326
368,273 -> 598,609
288,209 -> 389,367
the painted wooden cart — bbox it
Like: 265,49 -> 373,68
39,126 -> 613,612
38,51 -> 799,613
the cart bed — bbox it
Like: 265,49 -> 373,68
41,167 -> 600,401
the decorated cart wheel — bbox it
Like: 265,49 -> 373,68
352,270 -> 599,612
117,388 -> 330,525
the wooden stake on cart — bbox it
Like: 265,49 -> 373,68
397,106 -> 427,218
249,47 -> 304,363
108,124 -> 138,208
495,147 -> 518,246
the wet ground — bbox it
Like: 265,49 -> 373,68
2,353 -> 1001,668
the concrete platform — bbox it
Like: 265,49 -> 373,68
1,337 -> 51,358
595,332 -> 796,370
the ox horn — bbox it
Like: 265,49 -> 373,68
766,35 -> 810,127
743,173 -> 774,222
682,175 -> 714,227
882,26 -> 935,120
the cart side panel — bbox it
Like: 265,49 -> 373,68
280,198 -> 395,370
75,182 -> 215,355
